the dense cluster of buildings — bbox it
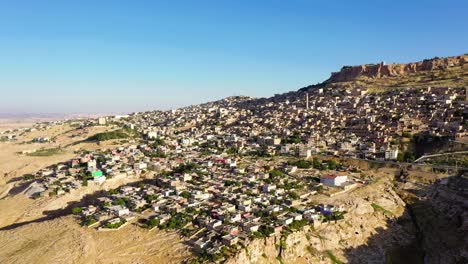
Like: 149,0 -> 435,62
18,84 -> 466,260
111,86 -> 466,161
77,153 -> 349,257
24,145 -> 150,198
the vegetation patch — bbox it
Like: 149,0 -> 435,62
103,218 -> 127,229
371,203 -> 394,217
72,207 -> 83,215
87,130 -> 129,141
82,216 -> 98,226
23,173 -> 35,180
322,211 -> 347,223
143,218 -> 160,229
326,250 -> 344,264
276,256 -> 285,264
27,147 -> 62,156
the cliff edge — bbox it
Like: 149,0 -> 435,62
326,54 -> 467,83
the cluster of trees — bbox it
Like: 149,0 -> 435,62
82,215 -> 97,226
289,158 -> 342,170
87,130 -> 128,141
289,159 -> 313,169
113,197 -> 130,206
428,157 -> 468,167
224,180 -> 241,187
179,191 -> 191,199
149,138 -> 165,147
142,149 -> 167,158
251,225 -> 275,238
281,180 -> 301,190
269,169 -> 284,179
144,194 -> 158,203
287,191 -> 300,200
322,211 -> 347,223
159,213 -> 191,230
282,133 -> 302,144
249,148 -> 271,157
199,142 -> 224,155
397,151 -> 416,162
143,218 -> 160,229
108,188 -> 119,195
23,173 -> 35,180
226,147 -> 239,155
174,162 -> 199,174
104,218 -> 127,229
289,219 -> 309,230
75,170 -> 95,187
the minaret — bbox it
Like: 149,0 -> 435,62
305,92 -> 309,110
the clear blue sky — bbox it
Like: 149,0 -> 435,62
1,0 -> 467,114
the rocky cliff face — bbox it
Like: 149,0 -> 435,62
226,178 -> 416,264
326,55 -> 467,83
399,175 -> 468,264
225,172 -> 468,264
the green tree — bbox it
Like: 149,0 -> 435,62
72,207 -> 83,215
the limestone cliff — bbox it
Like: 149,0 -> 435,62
226,178 -> 415,264
398,175 -> 468,264
225,173 -> 468,264
326,54 -> 467,83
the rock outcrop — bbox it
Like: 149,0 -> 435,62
326,54 -> 467,83
226,179 -> 414,264
401,175 -> 468,264
226,173 -> 468,264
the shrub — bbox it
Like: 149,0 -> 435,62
145,218 -> 160,229
371,203 -> 394,216
72,207 -> 83,215
82,216 -> 97,226
104,218 -> 127,229
269,169 -> 284,179
326,250 -> 344,264
23,174 -> 35,180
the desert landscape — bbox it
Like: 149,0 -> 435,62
0,123 -> 192,264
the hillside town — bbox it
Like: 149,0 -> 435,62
0,1 -> 466,262
121,85 -> 467,161
14,83 -> 466,261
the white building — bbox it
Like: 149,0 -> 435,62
262,184 -> 277,193
182,173 -> 192,182
385,148 -> 399,160
297,146 -> 311,159
94,175 -> 106,184
147,131 -> 158,139
109,205 -> 130,217
320,174 -> 348,187
98,117 -> 107,125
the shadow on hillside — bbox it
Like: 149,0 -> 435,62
0,178 -> 157,231
342,174 -> 468,264
0,190 -> 106,231
6,179 -> 34,196
7,176 -> 25,183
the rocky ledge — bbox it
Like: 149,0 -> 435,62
326,54 -> 467,83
